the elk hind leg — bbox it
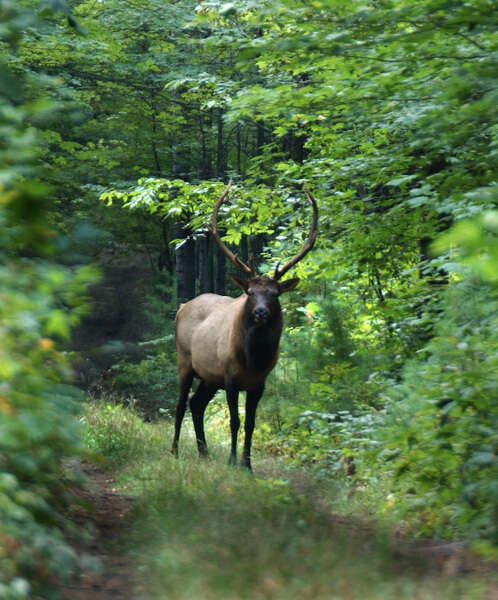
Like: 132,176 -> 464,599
171,368 -> 194,456
190,381 -> 217,457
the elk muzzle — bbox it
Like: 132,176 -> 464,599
253,305 -> 270,324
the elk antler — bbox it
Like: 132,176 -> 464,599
273,184 -> 318,280
211,180 -> 256,277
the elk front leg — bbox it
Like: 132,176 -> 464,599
242,384 -> 264,471
226,385 -> 240,466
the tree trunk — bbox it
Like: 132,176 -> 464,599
158,219 -> 174,275
199,111 -> 211,179
174,221 -> 196,307
198,234 -> 214,294
236,123 -> 242,175
256,121 -> 265,152
282,129 -> 308,164
240,235 -> 249,265
215,243 -> 226,295
216,108 -> 226,178
151,101 -> 162,176
251,233 -> 265,274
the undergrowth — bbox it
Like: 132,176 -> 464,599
257,279 -> 498,550
82,400 -> 493,600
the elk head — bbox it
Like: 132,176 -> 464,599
211,180 -> 318,326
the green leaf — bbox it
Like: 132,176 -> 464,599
387,175 -> 417,187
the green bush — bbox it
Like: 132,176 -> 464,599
261,215 -> 498,546
375,277 -> 498,543
110,346 -> 178,419
269,276 -> 497,545
0,3 -> 97,596
0,199 -> 97,596
83,400 -> 168,466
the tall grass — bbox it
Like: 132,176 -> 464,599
83,401 -> 491,600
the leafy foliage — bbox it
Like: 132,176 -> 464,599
376,277 -> 498,542
0,2 -> 97,596
110,349 -> 178,419
101,176 -> 317,262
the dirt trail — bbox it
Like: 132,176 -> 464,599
62,463 -> 137,600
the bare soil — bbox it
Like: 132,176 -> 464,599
61,463 -> 138,600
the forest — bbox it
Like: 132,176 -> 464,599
0,0 -> 497,598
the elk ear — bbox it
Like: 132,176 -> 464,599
230,274 -> 250,292
278,277 -> 300,294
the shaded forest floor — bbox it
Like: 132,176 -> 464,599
68,406 -> 497,600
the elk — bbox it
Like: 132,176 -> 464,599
171,181 -> 318,470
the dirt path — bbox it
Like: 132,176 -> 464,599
62,463 -> 137,600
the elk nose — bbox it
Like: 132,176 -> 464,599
254,307 -> 269,323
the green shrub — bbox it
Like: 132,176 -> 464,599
110,347 -> 178,419
375,277 -> 498,543
0,4 -> 97,595
83,400 -> 168,466
0,191 -> 97,596
261,215 -> 498,546
268,276 -> 497,544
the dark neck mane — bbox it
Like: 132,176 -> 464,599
239,302 -> 283,372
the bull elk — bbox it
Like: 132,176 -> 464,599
171,181 -> 318,470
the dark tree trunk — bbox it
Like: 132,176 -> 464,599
216,109 -> 226,178
282,130 -> 308,163
292,131 -> 307,164
174,221 -> 196,307
151,103 -> 162,176
199,111 -> 211,179
251,233 -> 265,257
240,235 -> 249,265
198,234 -> 214,294
236,123 -> 242,175
158,219 -> 174,275
256,121 -> 265,152
251,233 -> 266,274
215,243 -> 226,296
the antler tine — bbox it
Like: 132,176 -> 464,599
274,184 -> 318,281
211,180 -> 255,277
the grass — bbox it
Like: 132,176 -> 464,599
82,400 -> 493,600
